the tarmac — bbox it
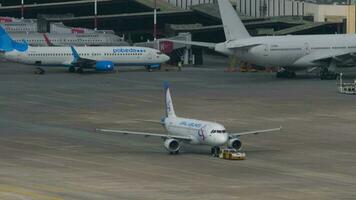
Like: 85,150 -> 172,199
0,57 -> 355,200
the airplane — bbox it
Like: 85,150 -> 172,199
164,0 -> 356,80
0,26 -> 170,74
9,32 -> 129,47
0,19 -> 37,33
96,82 -> 282,155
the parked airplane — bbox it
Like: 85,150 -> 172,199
165,0 -> 356,79
9,32 -> 128,47
96,83 -> 281,155
0,19 -> 37,32
0,26 -> 170,74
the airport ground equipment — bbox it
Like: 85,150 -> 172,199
96,82 -> 281,155
219,148 -> 246,160
337,73 -> 356,95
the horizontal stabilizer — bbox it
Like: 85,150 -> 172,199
159,39 -> 216,49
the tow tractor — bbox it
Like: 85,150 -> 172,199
337,73 -> 356,95
218,148 -> 246,160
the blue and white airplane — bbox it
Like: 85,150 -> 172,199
96,83 -> 282,155
0,26 -> 170,74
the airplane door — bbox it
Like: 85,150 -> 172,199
263,44 -> 269,56
304,42 -> 311,55
148,51 -> 153,60
16,53 -> 23,63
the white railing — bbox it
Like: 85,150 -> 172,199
164,0 -> 215,9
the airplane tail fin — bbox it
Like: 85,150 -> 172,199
218,0 -> 251,41
43,33 -> 54,46
0,25 -> 28,52
164,82 -> 176,118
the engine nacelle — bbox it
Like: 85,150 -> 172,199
149,64 -> 161,69
164,138 -> 180,153
95,61 -> 114,71
228,138 -> 243,150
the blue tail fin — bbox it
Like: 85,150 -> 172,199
0,25 -> 28,52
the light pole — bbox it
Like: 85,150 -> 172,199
153,0 -> 157,40
21,0 -> 24,19
94,0 -> 98,30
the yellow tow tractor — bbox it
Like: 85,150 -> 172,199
219,148 -> 246,160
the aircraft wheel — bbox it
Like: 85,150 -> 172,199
211,146 -> 220,157
170,150 -> 180,155
34,67 -> 45,75
76,67 -> 84,73
320,68 -> 336,80
68,67 -> 76,73
276,70 -> 296,78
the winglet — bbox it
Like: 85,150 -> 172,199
70,46 -> 80,61
164,81 -> 169,93
164,81 -> 176,118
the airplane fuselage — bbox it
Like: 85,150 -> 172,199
216,34 -> 356,70
3,46 -> 170,67
10,32 -> 128,47
164,116 -> 229,146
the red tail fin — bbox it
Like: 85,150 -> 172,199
43,33 -> 54,46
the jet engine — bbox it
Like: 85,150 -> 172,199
228,138 -> 242,150
95,61 -> 114,71
164,138 -> 180,153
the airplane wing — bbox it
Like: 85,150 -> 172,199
312,52 -> 356,66
159,39 -> 216,49
135,119 -> 165,125
95,129 -> 192,140
226,43 -> 262,49
229,127 -> 282,138
159,39 -> 263,50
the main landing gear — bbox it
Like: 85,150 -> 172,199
276,70 -> 296,78
76,67 -> 84,73
211,146 -> 221,157
34,67 -> 45,75
145,66 -> 153,72
68,66 -> 76,73
320,68 -> 337,80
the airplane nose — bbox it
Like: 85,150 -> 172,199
216,133 -> 229,145
162,54 -> 170,62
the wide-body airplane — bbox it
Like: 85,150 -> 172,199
9,32 -> 128,47
96,83 -> 281,155
0,27 -> 169,74
167,0 -> 356,79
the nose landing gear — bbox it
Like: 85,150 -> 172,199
34,67 -> 45,75
276,70 -> 296,78
211,146 -> 221,157
320,68 -> 337,80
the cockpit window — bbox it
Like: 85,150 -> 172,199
211,130 -> 226,133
